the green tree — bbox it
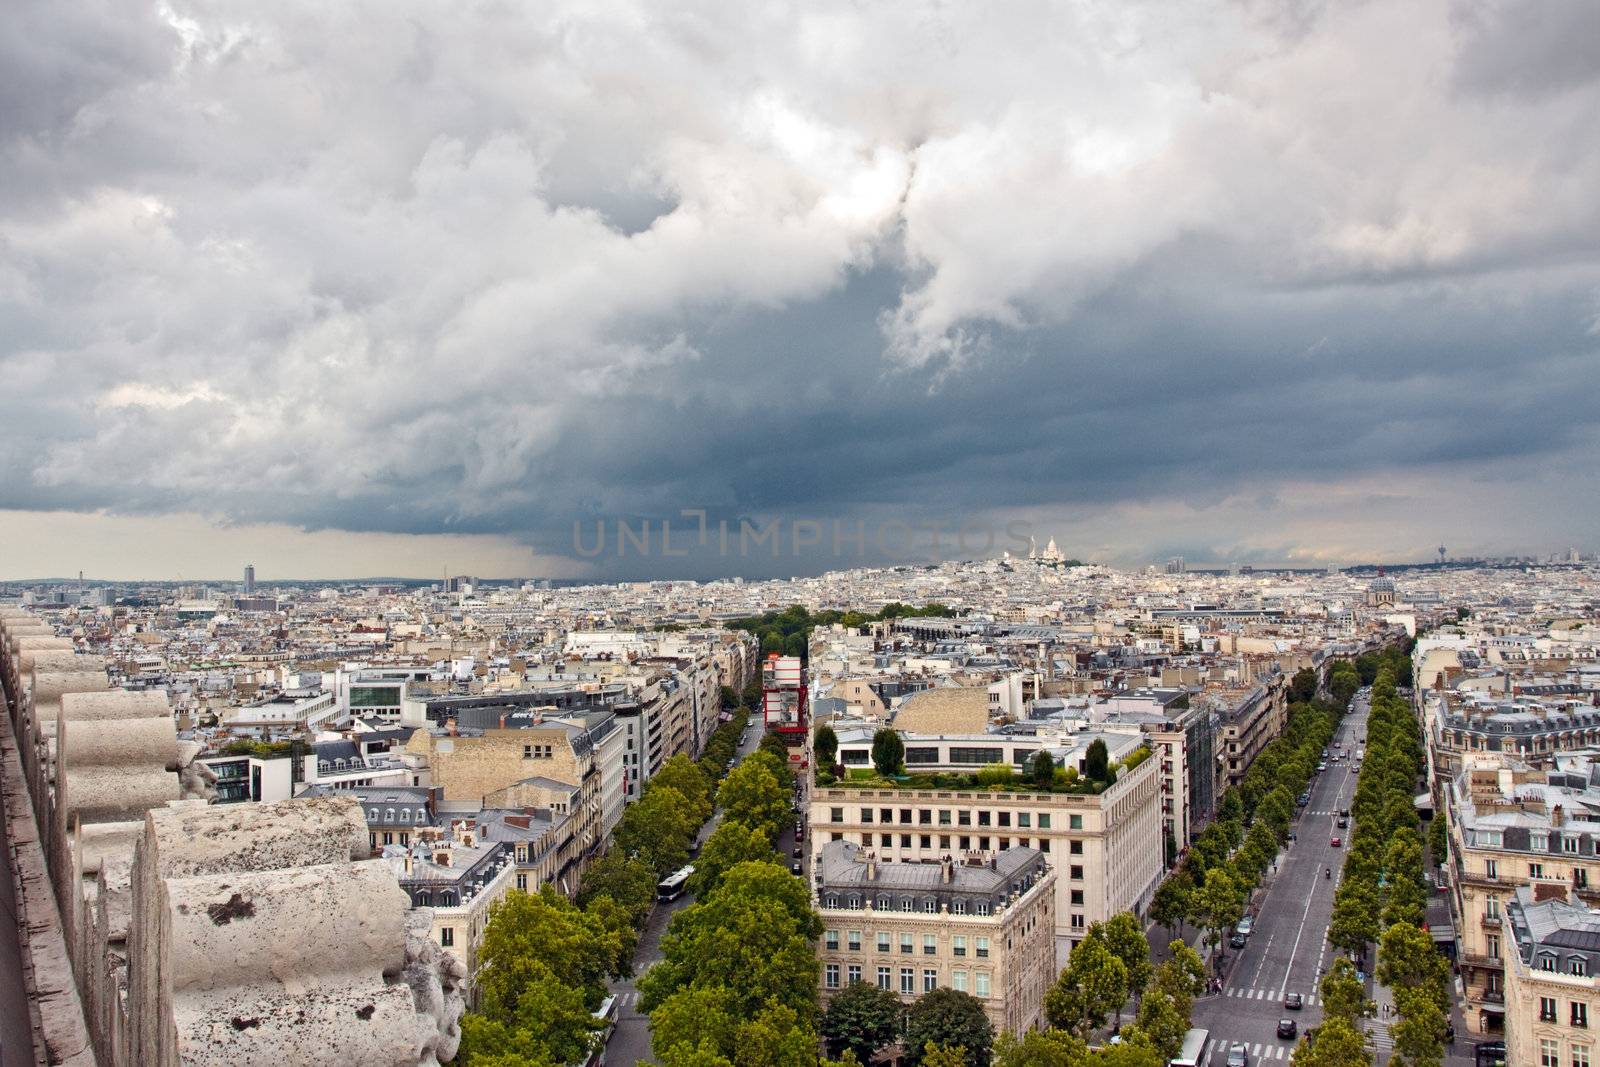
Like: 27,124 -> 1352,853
815,723 -> 839,769
1328,880 -> 1381,959
1193,867 -> 1243,957
1152,941 -> 1206,1003
639,860 -> 822,1023
1390,986 -> 1447,1067
820,980 -> 905,1063
1318,958 -> 1374,1025
1029,749 -> 1056,788
1376,923 -> 1448,1012
758,733 -> 797,788
1133,987 -> 1189,1061
1084,739 -> 1110,782
921,1045 -> 969,1067
1149,872 -> 1192,939
718,757 -> 790,842
615,784 -> 699,876
871,728 -> 905,777
992,1028 -> 1087,1067
653,754 -> 713,823
1045,935 -> 1128,1038
1290,1016 -> 1372,1067
1291,667 -> 1318,703
474,887 -> 628,1015
690,820 -> 778,896
575,852 -> 657,929
1101,912 -> 1154,1002
904,989 -> 994,1067
1427,814 -> 1447,867
456,969 -> 599,1066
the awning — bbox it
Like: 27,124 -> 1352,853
1414,792 -> 1434,812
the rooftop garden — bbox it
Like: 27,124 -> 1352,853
812,726 -> 1146,795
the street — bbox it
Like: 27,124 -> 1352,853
1187,694 -> 1369,1065
604,720 -> 804,1066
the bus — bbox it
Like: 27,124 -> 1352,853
1168,1028 -> 1208,1067
657,865 -> 694,902
578,994 -> 618,1067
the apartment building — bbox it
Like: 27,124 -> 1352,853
1210,678 -> 1288,788
814,841 -> 1056,1036
384,821 -> 519,976
809,749 -> 1161,940
1447,756 -> 1600,1036
1503,885 -> 1600,1067
403,709 -> 623,886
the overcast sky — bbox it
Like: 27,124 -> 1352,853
4,0 -> 1599,581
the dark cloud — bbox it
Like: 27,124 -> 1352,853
2,0 -> 1599,577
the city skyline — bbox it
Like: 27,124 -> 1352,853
3,1 -> 1600,579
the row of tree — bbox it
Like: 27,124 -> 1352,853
1146,693 -> 1344,957
453,710 -> 751,1065
1297,655 -> 1447,1067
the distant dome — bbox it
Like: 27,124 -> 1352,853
1369,575 -> 1396,592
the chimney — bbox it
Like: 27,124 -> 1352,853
446,717 -> 458,736
498,712 -> 507,729
1554,804 -> 1565,827
403,850 -> 413,876
941,855 -> 953,884
866,852 -> 877,882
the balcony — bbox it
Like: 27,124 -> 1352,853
1480,915 -> 1503,929
1459,952 -> 1503,970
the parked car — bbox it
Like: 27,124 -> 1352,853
794,823 -> 805,840
1277,1019 -> 1298,1040
1283,992 -> 1304,1010
1331,836 -> 1342,847
791,861 -> 803,875
1339,808 -> 1350,817
1230,932 -> 1248,949
1236,916 -> 1255,936
792,845 -> 803,859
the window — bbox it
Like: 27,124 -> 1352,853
953,969 -> 968,992
999,812 -> 1011,828
881,809 -> 894,824
1542,953 -> 1560,973
877,966 -> 891,990
1567,837 -> 1582,855
1071,913 -> 1086,929
1575,1002 -> 1589,1028
1532,862 -> 1546,880
1485,859 -> 1498,879
900,808 -> 913,824
950,746 -> 1003,764
979,836 -> 991,851
825,964 -> 840,989
862,809 -> 874,824
1040,839 -> 1050,852
1541,1039 -> 1559,1067
901,933 -> 914,954
901,968 -> 915,994
975,972 -> 990,998
878,933 -> 891,953
1038,813 -> 1051,829
440,927 -> 454,948
1486,897 -> 1501,919
953,936 -> 966,957
905,747 -> 940,765
901,834 -> 913,849
1575,958 -> 1590,978
1576,1045 -> 1592,1067
1543,997 -> 1560,1022
1487,934 -> 1500,957
831,807 -> 844,823
1532,832 -> 1549,851
848,964 -> 861,985
924,934 -> 937,955
848,931 -> 862,952
940,835 -> 951,849
880,834 -> 892,848
978,811 -> 992,827
1069,814 -> 1082,829
921,835 -> 932,849
920,809 -> 933,824
924,968 -> 939,992
1070,840 -> 1084,855
826,930 -> 839,950
976,937 -> 990,958
1020,813 -> 1031,828
1071,865 -> 1084,880
959,811 -> 972,826
975,901 -> 991,916
952,899 -> 967,915
516,873 -> 527,890
939,810 -> 952,825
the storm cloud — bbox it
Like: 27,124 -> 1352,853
3,0 -> 1599,578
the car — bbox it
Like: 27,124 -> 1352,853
791,861 -> 803,875
1236,916 -> 1255,936
1230,932 -> 1248,949
1226,1042 -> 1249,1067
1331,836 -> 1342,847
792,845 -> 803,859
1296,793 -> 1310,807
1317,762 -> 1327,772
1283,992 -> 1304,1010
1277,1019 -> 1298,1040
1339,808 -> 1350,817
794,824 -> 805,841
1337,817 -> 1349,829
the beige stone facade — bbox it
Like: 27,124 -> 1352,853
1503,886 -> 1600,1067
810,752 -> 1161,939
815,843 -> 1056,1035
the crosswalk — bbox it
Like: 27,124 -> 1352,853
1363,1018 -> 1395,1052
1224,986 -> 1321,1006
1206,1039 -> 1292,1061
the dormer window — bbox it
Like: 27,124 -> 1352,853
1573,957 -> 1589,977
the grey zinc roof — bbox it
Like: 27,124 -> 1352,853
816,840 -> 1042,895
